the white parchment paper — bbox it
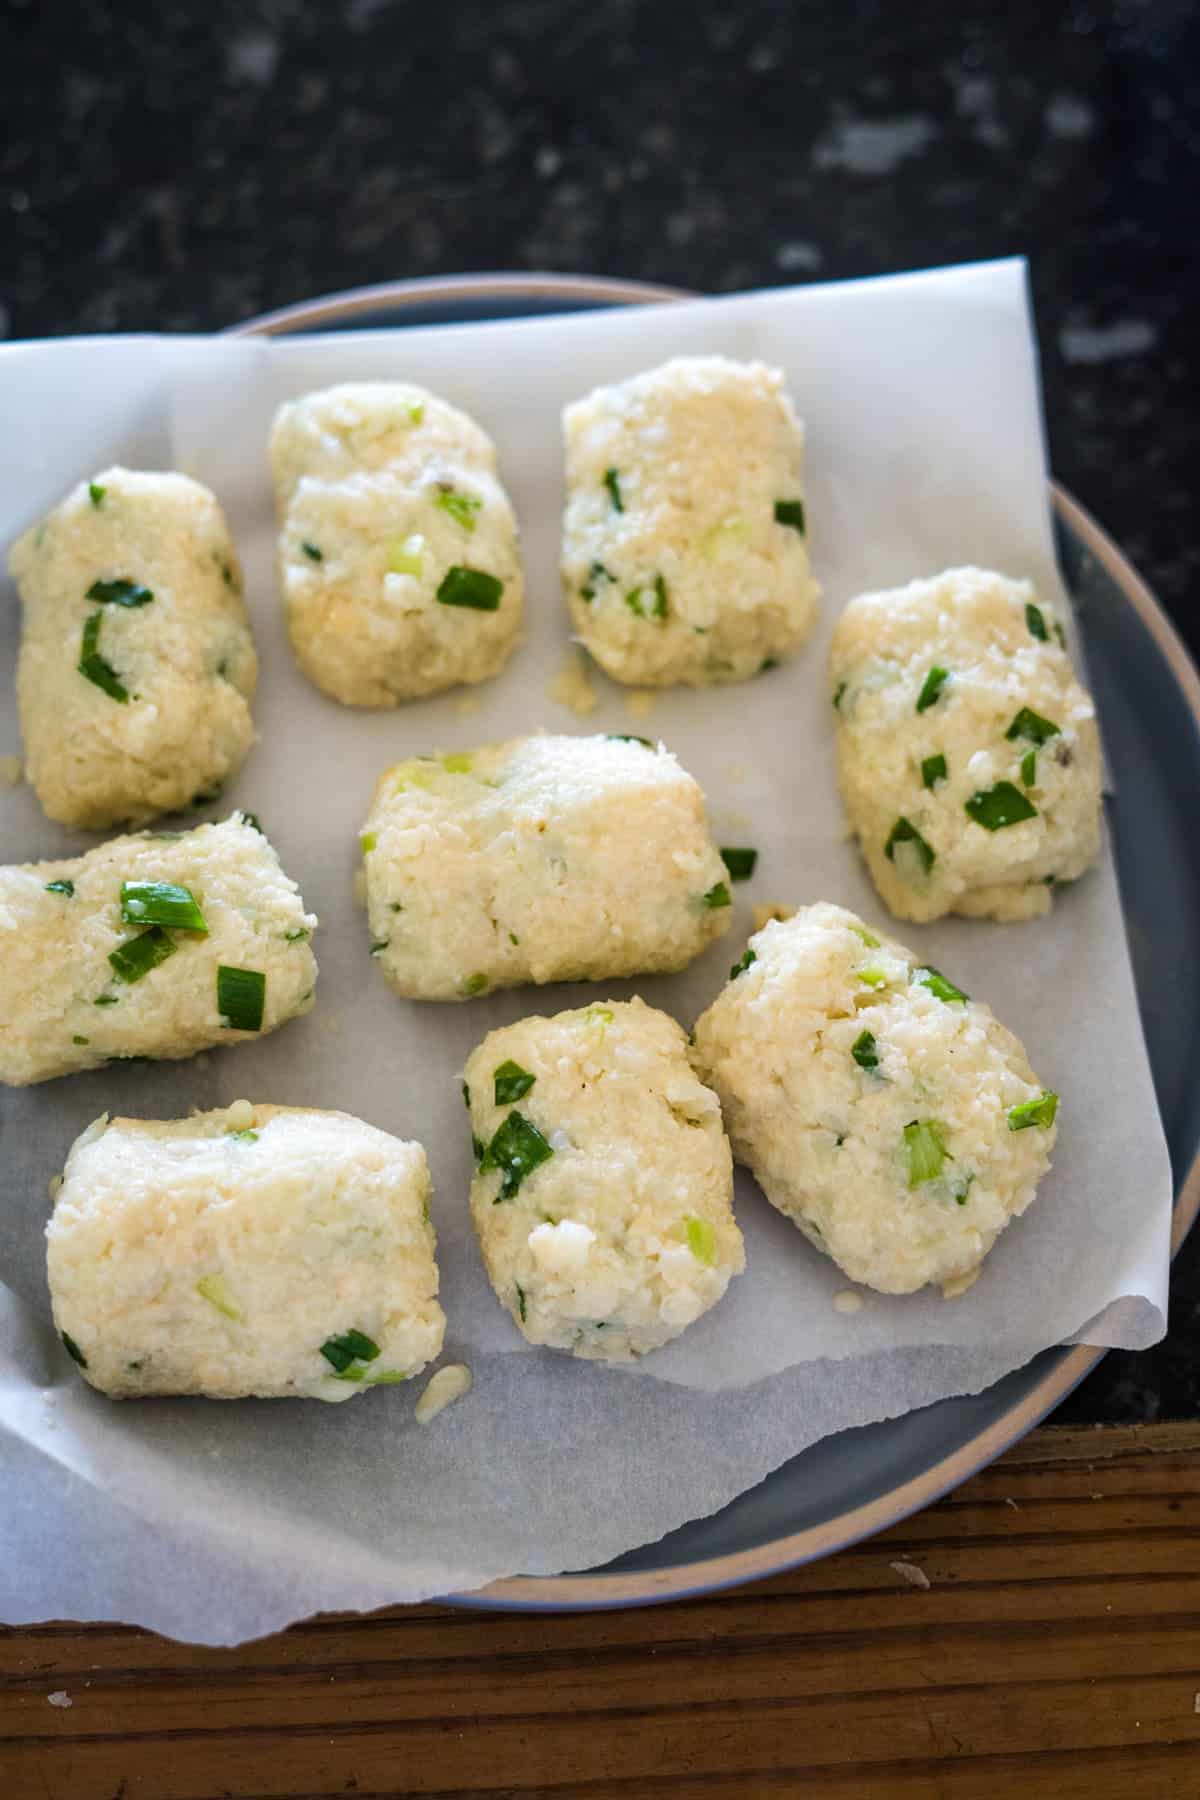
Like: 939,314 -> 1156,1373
0,261 -> 1172,1641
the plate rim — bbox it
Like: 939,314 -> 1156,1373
233,271 -> 1200,1610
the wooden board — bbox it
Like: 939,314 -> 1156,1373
3,1421 -> 1200,1798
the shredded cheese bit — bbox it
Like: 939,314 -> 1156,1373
0,755 -> 22,787
415,1362 -> 473,1425
752,902 -> 796,932
832,1289 -> 863,1315
548,654 -> 599,717
625,689 -> 655,720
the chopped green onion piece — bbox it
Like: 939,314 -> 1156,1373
94,994 -> 119,1006
581,561 -> 616,601
192,788 -> 221,806
921,753 -> 948,789
508,931 -> 519,945
1021,748 -> 1038,788
462,972 -> 489,997
852,1029 -> 879,1071
885,816 -> 935,873
45,879 -> 75,896
88,482 -> 105,508
857,966 -> 888,989
515,1282 -> 527,1323
1006,707 -> 1061,745
1008,1091 -> 1059,1131
86,577 -> 153,608
730,947 -> 757,980
849,924 -> 881,948
965,781 -> 1038,830
436,566 -> 503,611
319,1330 -> 381,1373
461,1080 -> 471,1109
472,1134 -> 486,1163
603,467 -> 624,512
904,1119 -> 949,1186
220,561 -> 237,590
606,734 -> 653,746
238,811 -> 263,833
370,939 -> 389,955
494,1060 -> 536,1105
953,1174 -> 975,1206
916,665 -> 950,712
625,574 -> 668,620
584,1004 -> 614,1024
761,657 -> 779,673
832,680 -> 847,710
481,1110 -> 554,1199
61,1332 -> 87,1367
78,610 -> 129,703
229,1128 -> 259,1143
435,489 -> 482,531
387,533 -> 425,576
913,965 -> 968,1005
701,881 -> 732,909
442,752 -> 473,773
301,542 -> 323,562
406,399 -> 425,423
284,927 -> 310,942
683,1216 -> 717,1266
108,926 -> 176,985
120,880 -> 208,934
1025,602 -> 1048,641
774,497 -> 806,534
357,1369 -> 411,1385
720,848 -> 758,881
196,1273 -> 242,1321
72,1034 -> 89,1045
360,832 -> 377,854
217,965 -> 266,1031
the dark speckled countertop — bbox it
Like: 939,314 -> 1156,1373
3,0 -> 1198,1424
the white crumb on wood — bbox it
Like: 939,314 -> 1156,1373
415,1362 -> 473,1425
548,655 -> 599,717
625,689 -> 655,719
832,1289 -> 863,1314
47,1691 -> 72,1708
0,755 -> 22,787
889,1559 -> 931,1589
1005,1497 -> 1020,1510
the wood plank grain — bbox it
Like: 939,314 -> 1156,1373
2,1421 -> 1199,1799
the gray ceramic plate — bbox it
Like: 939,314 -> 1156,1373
236,274 -> 1200,1608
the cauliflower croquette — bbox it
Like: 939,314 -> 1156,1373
464,998 -> 744,1360
47,1104 -> 444,1401
692,902 -> 1058,1297
361,733 -> 733,1001
0,813 -> 317,1085
562,356 -> 820,686
830,566 -> 1102,923
270,382 -> 524,706
9,467 -> 257,829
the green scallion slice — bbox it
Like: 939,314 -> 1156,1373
857,966 -> 888,990
1021,748 -> 1037,788
61,1332 -> 87,1367
301,542 -> 323,562
684,1216 -> 717,1266
904,1119 -> 949,1186
852,1029 -> 879,1071
387,533 -> 425,577
516,1282 -> 527,1323
86,577 -> 153,608
360,832 -> 377,854
45,879 -> 75,896
494,1059 -> 536,1105
238,811 -> 263,833
625,573 -> 668,620
196,1273 -> 243,1321
72,1034 -> 89,1045
229,1128 -> 259,1143
774,497 -> 806,534
581,561 -> 616,601
885,816 -> 935,873
921,753 -> 947,789
730,947 -> 757,980
913,965 -> 968,1005
1005,706 -> 1060,745
720,847 -> 758,881
481,1110 -> 554,1200
120,880 -> 208,934
88,482 -> 106,508
604,467 -> 624,512
701,881 -> 732,909
435,490 -> 482,531
953,1173 -> 975,1206
606,734 -> 653,747
217,965 -> 266,1032
319,1329 -> 381,1373
916,666 -> 950,713
1025,602 -> 1048,641
108,926 -> 177,985
436,566 -> 504,611
832,680 -> 847,710
461,972 -> 489,997
1008,1091 -> 1059,1131
78,610 -> 129,703
965,781 -> 1038,830
849,924 -> 880,948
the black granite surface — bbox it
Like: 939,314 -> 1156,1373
3,0 -> 1198,1423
